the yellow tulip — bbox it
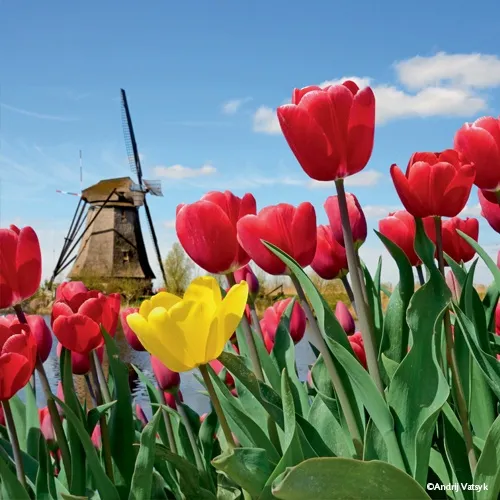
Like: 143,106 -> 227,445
126,276 -> 249,372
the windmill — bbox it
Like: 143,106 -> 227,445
49,89 -> 168,291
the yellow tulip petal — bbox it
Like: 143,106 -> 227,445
205,281 -> 248,360
139,299 -> 153,319
127,313 -> 189,371
147,307 -> 197,370
184,276 -> 222,310
168,300 -> 213,365
151,291 -> 182,312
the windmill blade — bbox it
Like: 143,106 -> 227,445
142,196 -> 168,287
120,89 -> 143,186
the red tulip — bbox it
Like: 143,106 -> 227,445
0,314 -> 52,363
209,359 -> 234,387
310,225 -> 348,280
306,370 -> 314,389
39,406 -> 56,445
441,217 -> 479,264
454,116 -> 500,197
0,322 -> 37,400
200,413 -> 208,423
349,332 -> 367,369
446,270 -> 462,302
51,290 -> 120,354
378,211 -> 420,266
135,404 -> 148,427
495,303 -> 500,336
233,265 -> 260,295
335,302 -> 355,335
259,321 -> 275,353
261,298 -> 307,345
151,355 -> 180,392
0,225 -> 42,309
91,425 -> 102,449
176,190 -> 256,274
55,281 -> 88,303
479,189 -> 500,233
56,382 -> 65,416
277,81 -> 375,181
163,390 -> 183,410
390,150 -> 475,218
324,194 -> 367,249
120,307 -> 144,351
56,342 -> 104,375
237,203 -> 317,275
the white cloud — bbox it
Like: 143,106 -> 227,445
153,163 -> 217,179
252,52 -> 500,134
0,103 -> 78,122
395,52 -> 500,90
222,97 -> 252,115
459,204 -> 482,217
362,205 -> 403,218
308,170 -> 383,189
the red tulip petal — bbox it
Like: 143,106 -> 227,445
390,164 -> 427,218
290,202 -> 317,267
0,228 -> 18,308
176,201 -> 239,274
479,189 -> 500,232
0,325 -> 12,352
16,227 -> 42,300
292,86 -> 323,104
53,315 -> 102,354
441,164 -> 476,217
0,352 -> 32,400
78,297 -> 105,325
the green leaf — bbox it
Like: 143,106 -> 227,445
0,437 -> 39,485
212,448 -> 273,498
0,452 -> 30,500
36,431 -> 58,499
25,383 -> 40,460
271,457 -> 430,499
102,328 -> 137,497
129,409 -> 162,500
376,230 -> 415,363
387,217 -> 450,485
473,414 -> 500,499
361,257 -> 384,349
87,401 -> 117,434
482,284 -> 499,332
9,395 -> 27,452
53,397 -> 120,500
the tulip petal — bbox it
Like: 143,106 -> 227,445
183,276 -> 222,310
390,164 -> 427,218
52,315 -> 102,354
151,292 -> 182,312
0,352 -> 32,400
16,227 -> 42,301
0,228 -> 18,308
51,301 -> 73,326
139,299 -> 153,319
441,164 -> 476,217
290,202 -> 317,267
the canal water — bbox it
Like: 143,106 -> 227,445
30,316 -> 317,417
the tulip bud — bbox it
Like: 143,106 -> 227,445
324,194 -> 367,249
349,332 -> 367,369
311,225 -> 348,280
260,298 -> 307,345
91,425 -> 102,449
163,390 -> 183,410
55,281 -> 88,303
234,265 -> 260,296
120,307 -> 145,351
200,413 -> 208,423
446,270 -> 462,302
135,404 -> 148,427
230,387 -> 238,397
151,356 -> 181,393
209,359 -> 234,387
260,321 -> 274,353
39,407 -> 57,447
335,302 -> 355,335
25,315 -> 53,363
56,343 -> 104,375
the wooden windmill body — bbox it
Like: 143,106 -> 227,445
50,90 -> 168,293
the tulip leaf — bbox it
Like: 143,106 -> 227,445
86,401 -> 117,434
271,457 -> 430,499
0,437 -> 39,485
473,414 -> 500,499
36,431 -> 59,500
451,304 -> 500,399
9,395 -> 27,452
483,283 -> 499,332
129,409 -> 162,500
376,230 -> 415,363
0,452 -> 31,500
53,397 -> 120,500
212,447 -> 273,498
387,217 -> 450,485
101,328 -> 136,497
25,383 -> 41,461
199,408 -> 220,475
361,258 -> 384,349
248,326 -> 281,391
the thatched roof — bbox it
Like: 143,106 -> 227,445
82,177 -> 144,207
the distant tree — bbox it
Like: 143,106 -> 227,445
164,243 -> 194,295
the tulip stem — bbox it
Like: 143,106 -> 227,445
249,304 -> 264,340
340,276 -> 357,315
90,355 -> 114,481
335,180 -> 384,396
174,392 -> 205,472
1,399 -> 27,490
158,392 -> 180,484
434,217 -> 477,473
227,274 -> 265,382
84,374 -> 98,407
290,274 -> 364,458
13,304 -> 73,486
199,364 -> 236,449
92,350 -> 112,404
29,374 -> 36,399
416,265 -> 425,286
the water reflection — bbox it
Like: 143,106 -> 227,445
31,317 -> 317,418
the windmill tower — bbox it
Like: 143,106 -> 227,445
50,90 -> 168,292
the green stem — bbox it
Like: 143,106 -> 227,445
227,273 -> 265,382
290,274 -> 364,458
13,304 -> 72,485
335,180 -> 384,395
416,265 -> 425,286
199,364 -> 236,449
434,216 -> 477,473
90,354 -> 114,481
92,350 -> 112,404
159,391 -> 178,454
340,275 -> 357,315
1,399 -> 27,490
174,392 -> 205,472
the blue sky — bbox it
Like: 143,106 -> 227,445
1,0 -> 499,285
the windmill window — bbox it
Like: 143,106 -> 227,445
121,209 -> 126,222
122,250 -> 131,263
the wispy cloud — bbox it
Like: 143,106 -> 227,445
153,163 -> 217,179
222,97 -> 253,115
1,103 -> 78,122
